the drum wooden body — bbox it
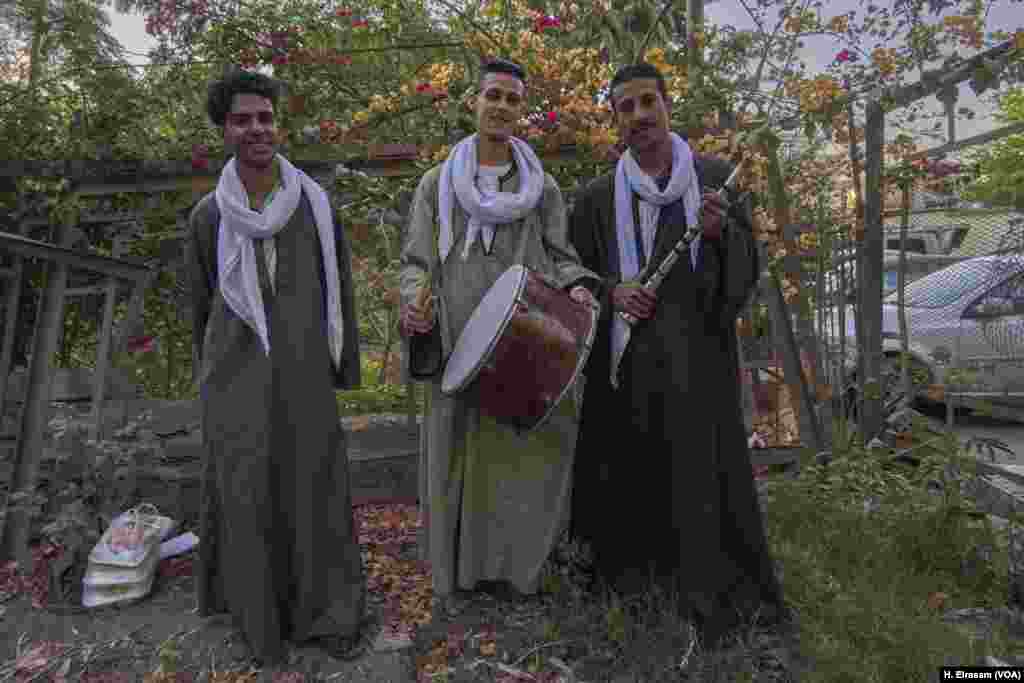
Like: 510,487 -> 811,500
441,265 -> 598,433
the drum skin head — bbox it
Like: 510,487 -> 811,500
441,265 -> 527,394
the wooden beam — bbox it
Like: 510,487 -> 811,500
774,38 -> 1019,131
20,212 -> 140,227
889,39 -> 1019,109
3,144 -> 595,188
763,269 -> 825,452
64,285 -> 106,297
0,232 -> 150,282
905,121 -> 1024,161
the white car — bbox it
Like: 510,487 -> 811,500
820,255 -> 1024,412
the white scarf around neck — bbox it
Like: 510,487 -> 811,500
437,134 -> 545,262
610,132 -> 702,388
215,154 -> 344,369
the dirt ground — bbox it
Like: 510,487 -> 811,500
0,504 -> 426,682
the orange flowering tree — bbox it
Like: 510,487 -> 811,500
7,0 -> 1017,392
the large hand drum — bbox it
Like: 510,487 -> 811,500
441,265 -> 599,433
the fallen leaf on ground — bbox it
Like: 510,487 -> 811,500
927,592 -> 949,611
143,673 -> 196,682
207,673 -> 254,683
356,504 -> 432,635
158,556 -> 194,579
349,415 -> 372,432
14,640 -> 67,676
81,674 -> 132,683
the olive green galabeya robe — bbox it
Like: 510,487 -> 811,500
188,187 -> 363,664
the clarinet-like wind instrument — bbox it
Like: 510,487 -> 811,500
619,160 -> 745,326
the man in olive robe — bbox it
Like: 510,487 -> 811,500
568,63 -> 784,646
188,70 -> 365,667
399,59 -> 599,598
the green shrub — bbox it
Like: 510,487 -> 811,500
760,418 -> 1011,681
336,353 -> 423,416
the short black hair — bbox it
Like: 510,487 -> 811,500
480,58 -> 527,87
609,62 -> 668,109
206,69 -> 284,127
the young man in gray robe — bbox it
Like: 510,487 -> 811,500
568,63 -> 785,647
399,59 -> 599,598
188,70 -> 366,667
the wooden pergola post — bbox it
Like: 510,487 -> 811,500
859,99 -> 886,441
0,199 -> 28,420
1,202 -> 73,566
88,237 -> 128,441
0,210 -> 151,566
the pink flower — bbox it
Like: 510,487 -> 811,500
546,111 -> 558,124
533,15 -> 561,31
127,335 -> 157,354
415,82 -> 433,93
928,159 -> 962,177
835,49 -> 853,63
191,145 -> 209,171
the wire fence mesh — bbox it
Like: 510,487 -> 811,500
744,193 -> 1024,449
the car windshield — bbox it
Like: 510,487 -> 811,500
886,259 -> 1024,308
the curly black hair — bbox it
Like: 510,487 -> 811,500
480,58 -> 527,87
205,69 -> 284,127
609,62 -> 668,110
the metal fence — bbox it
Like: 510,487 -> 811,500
743,193 -> 1024,449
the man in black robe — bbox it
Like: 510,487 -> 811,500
568,63 -> 784,646
188,70 -> 367,668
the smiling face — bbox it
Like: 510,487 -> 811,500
475,73 -> 525,142
223,93 -> 278,171
611,77 -> 671,157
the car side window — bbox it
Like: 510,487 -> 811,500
965,273 -> 1024,319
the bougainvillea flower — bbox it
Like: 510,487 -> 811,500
546,111 -> 558,124
127,335 -> 158,354
928,159 -> 962,177
533,15 -> 562,31
834,49 -> 853,63
191,151 -> 209,171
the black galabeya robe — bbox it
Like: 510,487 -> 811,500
568,153 -> 783,641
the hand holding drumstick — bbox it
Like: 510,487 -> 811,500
402,282 -> 436,336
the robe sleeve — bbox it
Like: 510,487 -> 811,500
568,180 -> 615,318
539,173 -> 600,291
333,209 -> 362,390
399,167 -> 439,316
715,189 -> 760,331
187,195 -> 216,390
